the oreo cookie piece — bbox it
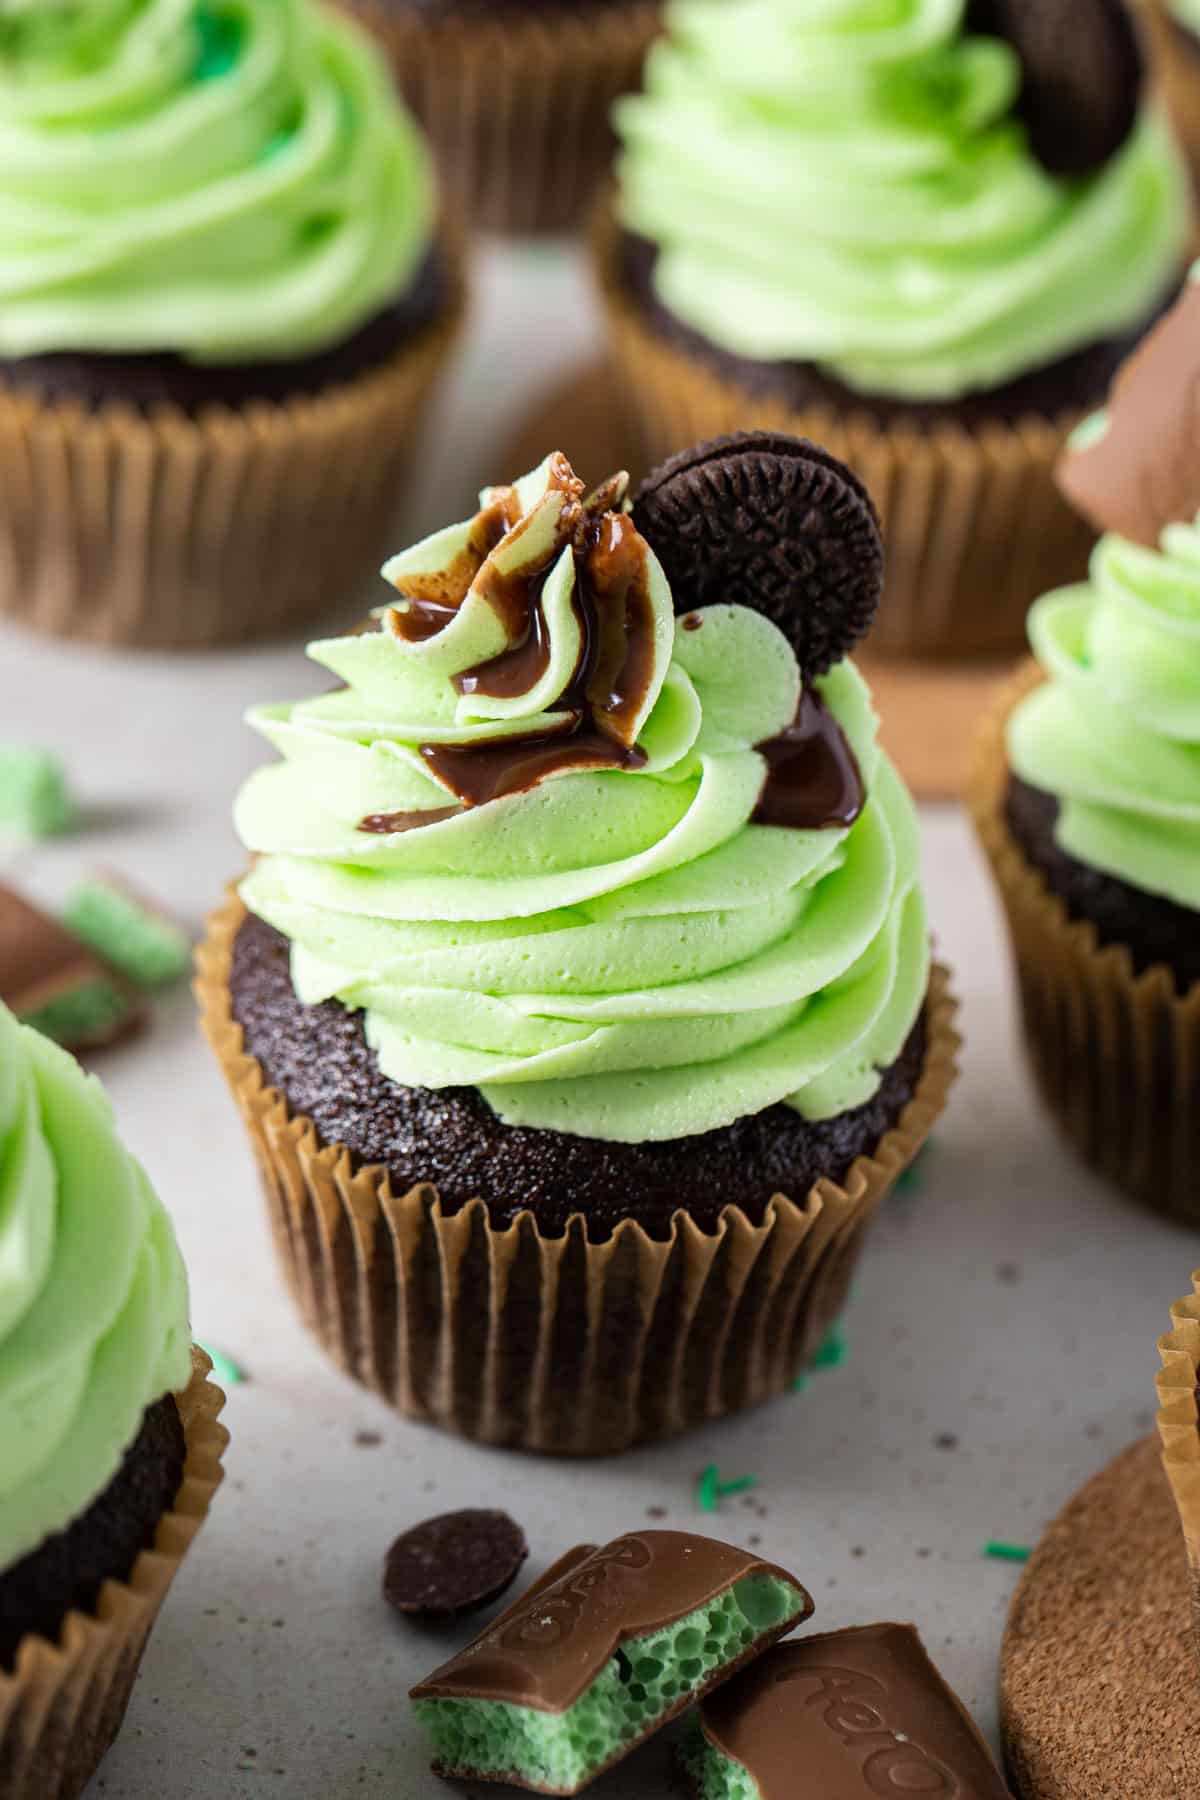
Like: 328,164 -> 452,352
966,0 -> 1143,176
631,433 -> 884,677
384,1510 -> 529,1619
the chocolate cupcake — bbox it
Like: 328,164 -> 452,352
597,0 -> 1192,658
334,0 -> 661,235
0,0 -> 463,651
971,276 -> 1200,1224
0,1002 -> 226,1800
199,433 -> 958,1455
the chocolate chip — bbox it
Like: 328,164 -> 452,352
383,1510 -> 528,1620
965,0 -> 1143,176
631,433 -> 884,677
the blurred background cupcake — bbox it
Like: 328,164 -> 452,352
1145,0 -> 1200,202
597,0 -> 1192,659
971,276 -> 1200,1225
335,0 -> 662,235
0,1001 -> 226,1799
199,436 -> 957,1455
0,0 -> 464,651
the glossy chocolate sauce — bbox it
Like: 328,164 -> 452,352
368,460 -> 656,823
753,688 -> 864,831
358,807 -> 461,835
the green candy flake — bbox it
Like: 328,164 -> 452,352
62,877 -> 191,990
0,745 -> 74,840
413,1575 -> 804,1795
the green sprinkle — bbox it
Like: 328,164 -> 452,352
983,1541 -> 1032,1564
0,744 -> 74,840
791,1373 -> 808,1394
812,1322 -> 847,1370
716,1475 -> 757,1499
697,1466 -> 757,1512
62,876 -> 191,990
896,1143 -> 932,1193
200,1343 -> 248,1388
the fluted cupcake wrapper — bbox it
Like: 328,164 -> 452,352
0,229 -> 464,652
0,1350 -> 227,1800
197,891 -> 959,1456
970,663 -> 1200,1224
1157,1273 -> 1200,1651
591,195 -> 1095,661
337,2 -> 661,236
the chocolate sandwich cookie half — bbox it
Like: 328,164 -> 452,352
410,1531 -> 812,1794
203,437 -> 957,1453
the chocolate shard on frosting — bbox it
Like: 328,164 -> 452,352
1057,280 -> 1200,549
691,1623 -> 1011,1800
411,1530 -> 812,1794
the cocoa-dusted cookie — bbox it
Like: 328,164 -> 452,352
631,433 -> 884,677
965,0 -> 1143,176
384,1510 -> 529,1620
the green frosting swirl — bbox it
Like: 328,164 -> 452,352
0,1001 -> 191,1576
1008,516 -> 1200,911
615,0 -> 1189,402
0,0 -> 433,362
1172,0 -> 1200,36
235,455 -> 928,1145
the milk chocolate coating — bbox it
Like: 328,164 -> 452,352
410,1530 -> 811,1713
1057,282 -> 1200,548
697,1624 -> 1011,1800
0,880 -> 139,1047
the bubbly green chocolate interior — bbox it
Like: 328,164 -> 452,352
615,0 -> 1189,402
0,1000 -> 191,1575
1008,514 -> 1200,911
235,452 -> 928,1145
683,1715 -> 759,1800
0,0 -> 433,362
414,1574 -> 803,1792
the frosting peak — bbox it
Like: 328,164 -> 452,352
235,456 -> 928,1144
0,0 -> 434,362
0,1001 -> 191,1574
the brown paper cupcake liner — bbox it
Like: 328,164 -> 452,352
197,890 -> 959,1456
591,196 -> 1096,661
0,229 -> 465,652
970,663 -> 1200,1224
0,1349 -> 227,1800
1145,2 -> 1200,207
338,2 -> 661,236
1157,1272 -> 1200,1648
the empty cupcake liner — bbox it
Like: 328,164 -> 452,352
338,2 -> 661,235
1157,1272 -> 1200,1650
970,664 -> 1200,1224
0,1349 -> 228,1800
591,196 -> 1096,661
0,229 -> 464,652
197,890 -> 959,1456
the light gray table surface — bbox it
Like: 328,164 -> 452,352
2,242 -> 1195,1800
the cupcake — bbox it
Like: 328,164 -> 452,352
199,431 -> 958,1455
598,0 -> 1192,659
0,0 -> 463,651
0,1001 -> 226,1799
335,1 -> 661,235
1158,1272 -> 1200,1646
971,275 -> 1200,1224
1147,1 -> 1200,200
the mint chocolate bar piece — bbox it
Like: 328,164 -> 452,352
62,871 -> 191,989
0,883 -> 138,1051
684,1623 -> 1010,1799
0,744 -> 73,839
410,1531 -> 812,1795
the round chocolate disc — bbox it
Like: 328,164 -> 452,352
631,432 -> 884,678
383,1509 -> 528,1619
965,0 -> 1143,177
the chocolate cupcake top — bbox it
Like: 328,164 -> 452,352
0,999 -> 191,1577
615,0 -> 1189,404
1007,281 -> 1200,919
0,0 -> 433,364
235,444 -> 928,1144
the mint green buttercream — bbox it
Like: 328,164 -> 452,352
615,0 -> 1189,402
1008,516 -> 1200,911
1172,1 -> 1200,35
0,0 -> 433,362
0,1000 -> 191,1576
235,456 -> 929,1144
